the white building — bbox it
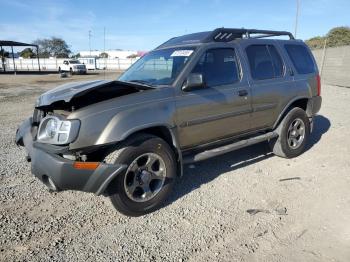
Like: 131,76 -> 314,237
79,50 -> 138,59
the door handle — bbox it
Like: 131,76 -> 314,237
238,90 -> 248,97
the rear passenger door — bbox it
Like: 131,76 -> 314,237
241,41 -> 295,130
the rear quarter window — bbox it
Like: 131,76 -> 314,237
284,44 -> 315,74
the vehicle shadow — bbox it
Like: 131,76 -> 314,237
305,115 -> 331,151
165,114 -> 330,207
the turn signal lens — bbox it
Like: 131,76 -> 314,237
73,162 -> 100,170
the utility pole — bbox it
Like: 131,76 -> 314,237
0,46 -> 5,72
103,27 -> 106,53
88,30 -> 92,56
294,0 -> 300,38
320,38 -> 328,77
103,27 -> 106,78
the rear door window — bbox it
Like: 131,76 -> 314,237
269,46 -> 284,77
246,45 -> 284,80
284,44 -> 315,74
191,48 -> 240,87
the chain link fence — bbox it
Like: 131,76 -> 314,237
2,46 -> 350,88
1,57 -> 137,71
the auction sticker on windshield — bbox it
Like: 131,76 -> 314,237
171,50 -> 194,57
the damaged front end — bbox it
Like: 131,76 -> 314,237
14,80 -> 151,194
15,117 -> 126,195
35,79 -> 151,111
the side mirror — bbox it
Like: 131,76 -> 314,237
182,73 -> 205,91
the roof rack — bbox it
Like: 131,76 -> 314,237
204,28 -> 294,42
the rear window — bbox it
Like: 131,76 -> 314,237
285,44 -> 315,74
246,45 -> 284,80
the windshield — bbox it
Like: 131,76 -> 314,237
119,47 -> 195,86
69,60 -> 80,64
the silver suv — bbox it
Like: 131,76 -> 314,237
16,28 -> 322,216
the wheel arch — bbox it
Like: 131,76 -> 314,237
119,125 -> 183,177
273,97 -> 311,130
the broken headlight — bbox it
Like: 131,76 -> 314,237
37,116 -> 80,145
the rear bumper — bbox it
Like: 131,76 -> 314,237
310,96 -> 322,115
15,118 -> 126,195
308,96 -> 322,133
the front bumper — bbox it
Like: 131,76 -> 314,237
15,118 -> 126,195
72,68 -> 87,74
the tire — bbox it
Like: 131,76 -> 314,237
69,68 -> 73,75
269,107 -> 310,158
104,134 -> 177,216
58,67 -> 61,73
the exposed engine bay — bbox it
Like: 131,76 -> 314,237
32,80 -> 152,124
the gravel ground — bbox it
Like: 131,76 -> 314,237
0,72 -> 349,262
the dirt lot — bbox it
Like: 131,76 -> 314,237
0,72 -> 349,262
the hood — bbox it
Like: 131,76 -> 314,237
36,80 -> 153,109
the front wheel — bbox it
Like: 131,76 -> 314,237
269,107 -> 310,158
104,134 -> 177,216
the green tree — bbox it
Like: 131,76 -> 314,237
0,49 -> 10,58
306,26 -> 350,49
100,52 -> 108,58
127,54 -> 138,59
327,26 -> 350,47
33,37 -> 71,58
20,48 -> 36,58
71,53 -> 81,59
305,36 -> 326,49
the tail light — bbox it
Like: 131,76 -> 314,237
316,74 -> 321,96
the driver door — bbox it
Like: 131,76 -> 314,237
176,48 -> 252,149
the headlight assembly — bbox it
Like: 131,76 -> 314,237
45,118 -> 58,138
37,116 -> 80,145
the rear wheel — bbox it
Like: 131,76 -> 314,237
58,67 -> 61,73
104,134 -> 177,216
269,107 -> 310,158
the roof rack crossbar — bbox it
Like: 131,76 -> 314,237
204,28 -> 294,42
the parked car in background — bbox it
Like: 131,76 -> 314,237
58,60 -> 87,74
16,28 -> 322,216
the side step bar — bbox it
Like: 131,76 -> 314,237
183,131 -> 278,164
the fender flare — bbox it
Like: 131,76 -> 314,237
273,96 -> 310,130
118,124 -> 184,177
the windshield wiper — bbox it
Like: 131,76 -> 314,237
128,80 -> 154,87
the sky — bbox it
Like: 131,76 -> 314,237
0,0 -> 349,53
